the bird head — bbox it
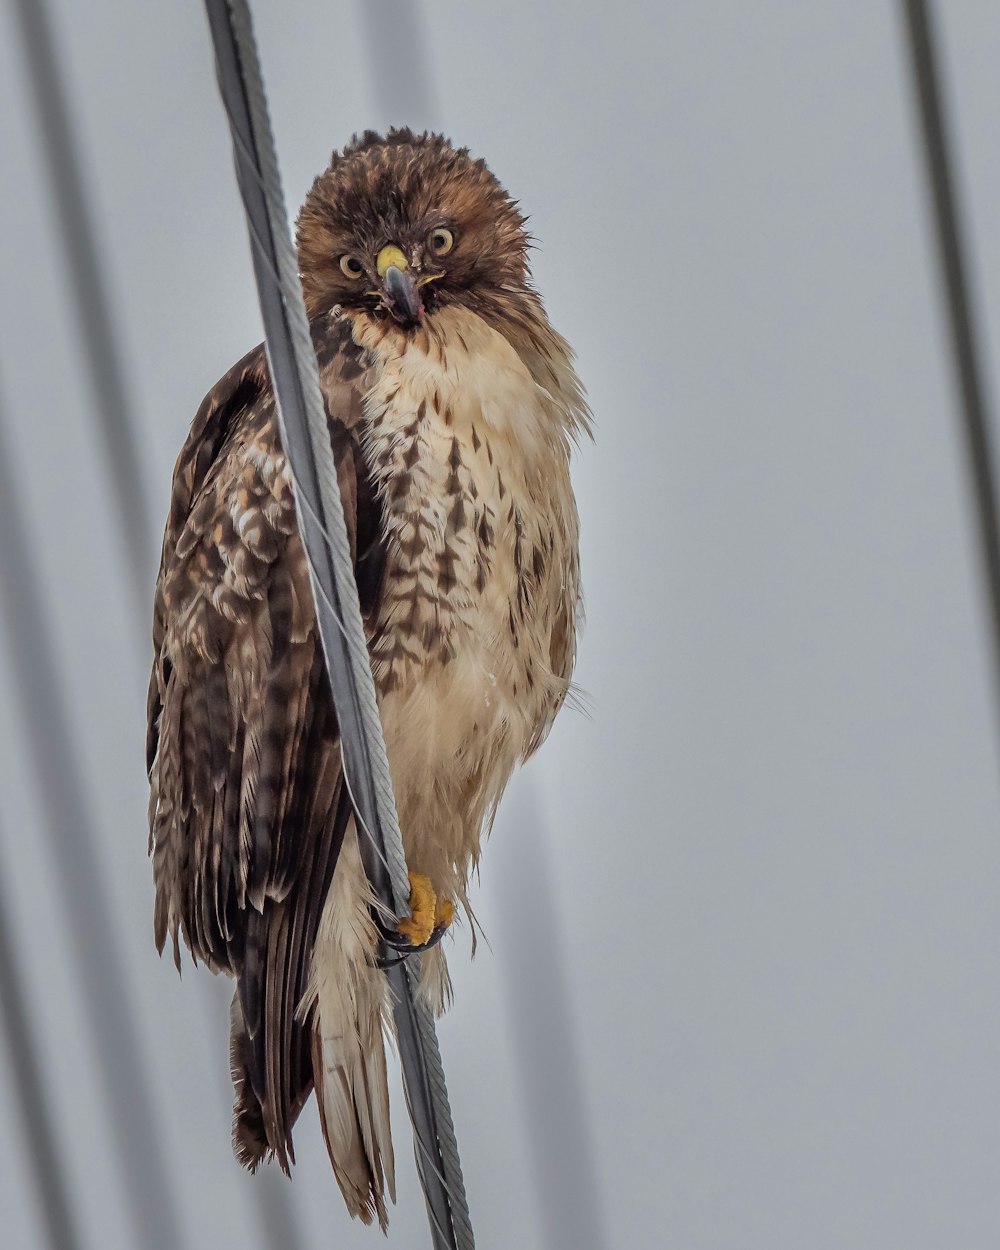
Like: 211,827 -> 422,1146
296,129 -> 532,327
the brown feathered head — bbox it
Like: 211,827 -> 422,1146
296,129 -> 531,326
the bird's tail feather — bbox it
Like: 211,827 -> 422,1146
229,992 -> 270,1171
304,829 -> 395,1228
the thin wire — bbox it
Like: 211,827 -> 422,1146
356,0 -> 437,124
0,820 -> 83,1250
204,3 -> 474,1246
355,11 -> 608,1245
901,0 -> 1000,729
495,788 -> 610,1250
0,402 -> 186,1250
9,0 -> 154,606
8,5 -> 307,1244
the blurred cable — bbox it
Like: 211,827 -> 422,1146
9,5 -> 308,1245
357,11 -> 605,1244
9,0 -> 154,608
358,4 -> 603,1240
901,0 -> 1000,725
0,821 -> 83,1250
357,0 -> 437,125
0,400 -> 185,1250
190,982 -> 307,1250
495,785 -> 609,1250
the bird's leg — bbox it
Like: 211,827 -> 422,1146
395,872 -> 454,946
396,872 -> 437,946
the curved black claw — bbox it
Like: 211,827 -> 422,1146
375,914 -> 449,970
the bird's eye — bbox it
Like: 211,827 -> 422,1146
427,227 -> 454,257
339,255 -> 364,279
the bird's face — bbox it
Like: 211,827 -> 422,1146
296,129 -> 532,327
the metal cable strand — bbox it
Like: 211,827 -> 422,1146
409,976 -> 475,1243
901,0 -> 1000,729
206,4 -> 474,1245
227,1 -> 410,913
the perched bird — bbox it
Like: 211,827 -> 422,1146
146,129 -> 589,1228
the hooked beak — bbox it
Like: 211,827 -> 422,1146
376,244 -> 423,325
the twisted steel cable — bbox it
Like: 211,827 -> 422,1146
205,4 -> 475,1245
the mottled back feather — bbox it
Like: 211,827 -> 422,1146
147,313 -> 384,1169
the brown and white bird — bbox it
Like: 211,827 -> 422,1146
146,129 -> 589,1228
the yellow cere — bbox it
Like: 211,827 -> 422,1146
376,244 -> 409,277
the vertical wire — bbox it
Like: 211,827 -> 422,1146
355,9 -> 605,1244
901,0 -> 1000,731
495,786 -> 610,1250
0,817 -> 83,1250
7,5 -> 308,1245
9,0 -> 153,609
205,3 -> 475,1243
356,4 -> 607,1242
356,0 -> 437,124
0,400 -> 186,1250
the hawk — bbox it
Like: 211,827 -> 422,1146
146,129 -> 589,1228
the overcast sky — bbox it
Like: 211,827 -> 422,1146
1,4 -> 999,1248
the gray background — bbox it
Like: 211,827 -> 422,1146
1,2 -> 999,1247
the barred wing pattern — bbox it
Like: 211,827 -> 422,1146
146,315 -> 385,1173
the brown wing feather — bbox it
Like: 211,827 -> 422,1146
147,313 -> 384,1168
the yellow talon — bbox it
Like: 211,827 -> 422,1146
395,874 -> 456,946
396,871 -> 437,946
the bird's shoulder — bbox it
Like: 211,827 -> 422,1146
152,313 -> 381,648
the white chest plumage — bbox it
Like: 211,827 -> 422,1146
353,305 -> 579,874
